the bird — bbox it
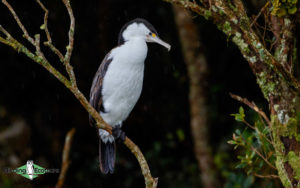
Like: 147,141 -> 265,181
89,18 -> 171,174
26,160 -> 34,180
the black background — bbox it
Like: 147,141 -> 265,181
0,0 -> 292,187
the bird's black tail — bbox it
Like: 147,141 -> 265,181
99,139 -> 116,174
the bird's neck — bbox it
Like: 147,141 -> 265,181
121,37 -> 148,63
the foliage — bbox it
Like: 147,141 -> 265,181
225,173 -> 254,188
271,0 -> 298,17
228,106 -> 277,180
230,106 -> 245,122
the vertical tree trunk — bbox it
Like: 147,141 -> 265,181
167,0 -> 300,187
173,6 -> 219,188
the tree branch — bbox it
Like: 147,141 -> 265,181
61,0 -> 76,86
250,2 -> 270,28
253,173 -> 279,179
274,17 -> 295,73
229,93 -> 271,127
0,1 -> 157,187
56,128 -> 76,188
62,0 -> 75,63
164,0 -> 300,187
166,0 -> 300,94
35,0 -> 51,42
124,138 -> 158,187
2,0 -> 36,46
35,0 -> 65,63
251,146 -> 277,170
0,25 -> 71,88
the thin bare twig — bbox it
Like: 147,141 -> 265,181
61,0 -> 76,86
36,0 -> 77,85
250,2 -> 269,28
35,0 -> 51,42
251,146 -> 277,170
62,0 -> 75,63
2,0 -> 36,46
253,172 -> 279,179
0,1 -> 157,187
229,93 -> 271,127
45,41 -> 66,62
242,120 -> 256,130
56,128 -> 76,188
35,0 -> 65,62
262,13 -> 268,47
164,0 -> 208,18
0,25 -> 71,88
230,93 -> 274,146
0,25 -> 12,38
238,129 -> 276,171
34,34 -> 44,57
242,119 -> 273,144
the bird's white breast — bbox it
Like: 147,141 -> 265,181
100,37 -> 148,127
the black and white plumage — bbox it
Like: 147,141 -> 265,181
89,18 -> 170,174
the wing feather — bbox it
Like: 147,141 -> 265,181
89,52 -> 112,126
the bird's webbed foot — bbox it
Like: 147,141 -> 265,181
112,125 -> 126,143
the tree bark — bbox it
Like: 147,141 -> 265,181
173,6 -> 219,188
166,0 -> 300,187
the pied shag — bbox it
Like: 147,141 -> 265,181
89,18 -> 171,174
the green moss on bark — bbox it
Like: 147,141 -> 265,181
232,32 -> 250,54
272,114 -> 300,187
276,158 -> 293,187
272,115 -> 293,187
256,72 -> 277,99
277,118 -> 298,138
204,10 -> 212,20
271,0 -> 299,17
287,151 -> 300,180
223,21 -> 232,34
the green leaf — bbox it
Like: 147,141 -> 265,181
236,114 -> 244,122
40,24 -> 45,30
250,151 -> 255,158
288,0 -> 297,4
235,163 -> 246,169
235,129 -> 241,135
239,106 -> 244,116
243,176 -> 254,188
231,106 -> 245,122
288,6 -> 297,14
176,129 -> 185,141
246,168 -> 253,175
228,140 -> 236,145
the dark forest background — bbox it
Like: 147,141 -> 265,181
0,0 -> 298,187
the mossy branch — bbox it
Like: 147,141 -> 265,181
165,0 -> 300,187
0,1 -> 157,187
229,93 -> 271,127
165,0 -> 300,94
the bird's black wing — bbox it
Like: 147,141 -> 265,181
89,52 -> 112,127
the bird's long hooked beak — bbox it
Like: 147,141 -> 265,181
148,34 -> 171,51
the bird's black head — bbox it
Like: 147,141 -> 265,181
118,18 -> 170,50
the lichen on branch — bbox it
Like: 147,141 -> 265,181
165,0 -> 300,187
0,0 -> 157,187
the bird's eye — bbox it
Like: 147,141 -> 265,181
149,32 -> 156,38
